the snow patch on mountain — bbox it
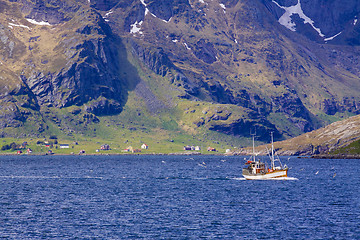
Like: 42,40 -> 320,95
219,3 -> 226,13
140,0 -> 147,7
272,0 -> 325,37
130,21 -> 143,34
324,32 -> 342,42
183,42 -> 191,50
103,10 -> 113,22
163,17 -> 172,23
105,10 -> 113,18
8,22 -> 30,30
26,18 -> 51,26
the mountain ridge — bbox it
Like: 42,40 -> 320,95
0,0 -> 359,147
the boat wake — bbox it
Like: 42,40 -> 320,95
0,175 -> 103,180
268,177 -> 298,181
232,177 -> 298,181
232,177 -> 247,181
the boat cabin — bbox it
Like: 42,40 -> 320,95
245,161 -> 267,174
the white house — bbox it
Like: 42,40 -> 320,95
141,144 -> 149,149
59,144 -> 70,149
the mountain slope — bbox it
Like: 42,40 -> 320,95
272,114 -> 360,155
0,0 -> 359,146
104,0 -> 360,137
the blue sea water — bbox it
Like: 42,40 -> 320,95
0,155 -> 359,239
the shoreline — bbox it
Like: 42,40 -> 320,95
1,152 -> 359,159
311,154 -> 360,159
0,152 -> 225,157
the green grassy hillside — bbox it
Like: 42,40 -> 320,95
331,139 -> 360,155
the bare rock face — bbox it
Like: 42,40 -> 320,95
142,0 -> 191,22
23,36 -> 126,112
0,84 -> 43,135
83,97 -> 122,116
90,0 -> 119,11
18,5 -> 129,116
130,40 -> 199,96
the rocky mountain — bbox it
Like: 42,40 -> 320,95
241,114 -> 360,156
0,0 -> 360,145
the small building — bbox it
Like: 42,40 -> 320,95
123,146 -> 133,152
100,144 -> 110,150
132,149 -> 141,153
184,146 -> 192,151
195,146 -> 201,151
60,144 -> 70,149
207,147 -> 216,152
79,150 -> 85,155
17,150 -> 22,155
225,149 -> 232,153
26,148 -> 32,154
141,144 -> 149,149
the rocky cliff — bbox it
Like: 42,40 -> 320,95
0,0 -> 360,145
0,0 -> 137,136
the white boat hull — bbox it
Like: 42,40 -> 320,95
243,169 -> 288,180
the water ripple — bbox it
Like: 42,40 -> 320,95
0,155 -> 358,239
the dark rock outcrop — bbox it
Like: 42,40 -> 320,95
130,40 -> 199,96
193,39 -> 218,64
145,0 -> 191,22
272,93 -> 314,132
20,9 -> 129,115
20,0 -> 80,24
209,117 -> 281,142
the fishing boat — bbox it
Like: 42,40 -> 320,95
242,133 -> 288,180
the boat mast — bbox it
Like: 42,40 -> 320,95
252,133 -> 256,162
271,132 -> 275,169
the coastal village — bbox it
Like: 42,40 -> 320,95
0,137 -> 229,155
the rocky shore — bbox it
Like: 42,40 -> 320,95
311,154 -> 360,159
